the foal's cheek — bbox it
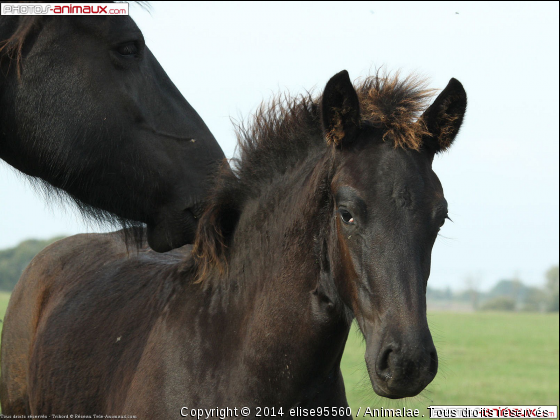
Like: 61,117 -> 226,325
331,222 -> 360,312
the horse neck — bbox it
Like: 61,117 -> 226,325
228,151 -> 331,288
195,151 -> 351,401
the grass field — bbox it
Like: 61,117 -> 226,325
0,291 -> 9,325
341,312 -> 559,417
0,293 -> 558,417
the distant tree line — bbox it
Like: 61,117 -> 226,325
0,237 -> 64,292
544,266 -> 559,312
427,265 -> 559,313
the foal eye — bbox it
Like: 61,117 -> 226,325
339,209 -> 355,225
116,42 -> 139,56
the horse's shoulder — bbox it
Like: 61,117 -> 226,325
7,233 -> 126,326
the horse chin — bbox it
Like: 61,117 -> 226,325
147,208 -> 198,252
370,377 -> 428,400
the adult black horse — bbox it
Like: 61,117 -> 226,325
0,11 -> 225,252
0,70 -> 467,418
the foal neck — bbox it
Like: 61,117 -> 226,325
187,154 -> 351,404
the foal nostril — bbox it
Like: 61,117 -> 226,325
376,346 -> 394,380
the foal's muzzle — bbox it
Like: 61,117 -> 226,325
366,327 -> 438,399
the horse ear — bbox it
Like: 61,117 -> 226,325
321,70 -> 361,147
419,78 -> 467,153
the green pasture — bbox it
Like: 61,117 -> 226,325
0,293 -> 558,417
341,312 -> 559,417
0,291 -> 9,325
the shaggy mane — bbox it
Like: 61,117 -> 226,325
237,70 -> 434,175
236,71 -> 435,192
356,72 -> 435,150
192,71 -> 437,281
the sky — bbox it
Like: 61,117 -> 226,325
0,1 -> 558,292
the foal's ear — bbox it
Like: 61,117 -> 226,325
419,78 -> 467,153
321,70 -> 361,147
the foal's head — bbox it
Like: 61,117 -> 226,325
192,69 -> 466,399
321,71 -> 466,398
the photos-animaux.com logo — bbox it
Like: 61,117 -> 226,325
1,3 -> 129,15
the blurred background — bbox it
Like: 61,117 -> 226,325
0,1 -> 558,415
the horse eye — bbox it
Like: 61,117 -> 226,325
339,209 -> 355,225
116,42 -> 138,56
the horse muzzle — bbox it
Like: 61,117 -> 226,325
147,204 -> 200,252
365,326 -> 438,399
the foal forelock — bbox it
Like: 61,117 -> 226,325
192,70 -> 436,282
356,72 -> 435,151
